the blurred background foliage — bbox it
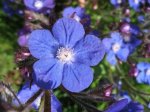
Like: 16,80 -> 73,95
0,0 -> 150,112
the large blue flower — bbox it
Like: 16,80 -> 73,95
28,18 -> 105,92
105,99 -> 144,112
13,82 -> 62,111
24,0 -> 55,13
62,6 -> 91,27
136,62 -> 150,84
102,32 -> 129,65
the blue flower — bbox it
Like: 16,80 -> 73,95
62,6 -> 91,27
102,32 -> 129,65
136,62 -> 150,84
124,35 -> 141,53
2,1 -> 16,16
110,0 -> 125,7
24,0 -> 55,13
119,22 -> 141,53
105,99 -> 144,112
13,82 -> 62,111
138,15 -> 145,23
128,0 -> 141,11
28,18 -> 105,92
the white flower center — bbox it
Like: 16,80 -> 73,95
112,43 -> 121,53
117,0 -> 122,4
146,69 -> 150,75
134,0 -> 139,4
34,0 -> 43,9
56,47 -> 75,64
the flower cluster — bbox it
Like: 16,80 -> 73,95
1,0 -> 150,112
135,62 -> 150,84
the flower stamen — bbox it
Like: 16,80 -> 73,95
56,47 -> 75,64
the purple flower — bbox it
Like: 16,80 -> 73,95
102,32 -> 129,65
105,99 -> 144,112
119,22 -> 141,53
17,28 -> 31,47
62,6 -> 91,27
110,0 -> 125,7
24,0 -> 55,13
136,62 -> 150,84
28,18 -> 105,92
13,82 -> 62,111
120,22 -> 141,36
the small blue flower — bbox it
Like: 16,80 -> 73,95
28,18 -> 105,92
119,22 -> 141,53
128,0 -> 141,11
62,6 -> 91,27
102,32 -> 129,65
124,35 -> 141,53
138,15 -> 145,23
24,0 -> 55,13
105,98 -> 144,112
136,62 -> 150,84
13,82 -> 62,111
110,0 -> 125,7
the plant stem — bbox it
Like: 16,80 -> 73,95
44,90 -> 51,112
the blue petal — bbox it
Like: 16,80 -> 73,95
144,75 -> 150,85
121,101 -> 144,112
116,47 -> 129,62
137,62 -> 149,71
33,57 -> 63,89
128,0 -> 140,11
106,51 -> 117,65
74,6 -> 85,18
51,94 -> 62,112
43,0 -> 55,9
13,82 -> 41,110
28,29 -> 58,59
62,7 -> 74,17
102,37 -> 112,52
104,99 -> 128,112
136,72 -> 145,84
111,32 -> 123,44
52,18 -> 85,48
62,63 -> 93,92
24,0 -> 35,10
74,35 -> 105,66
